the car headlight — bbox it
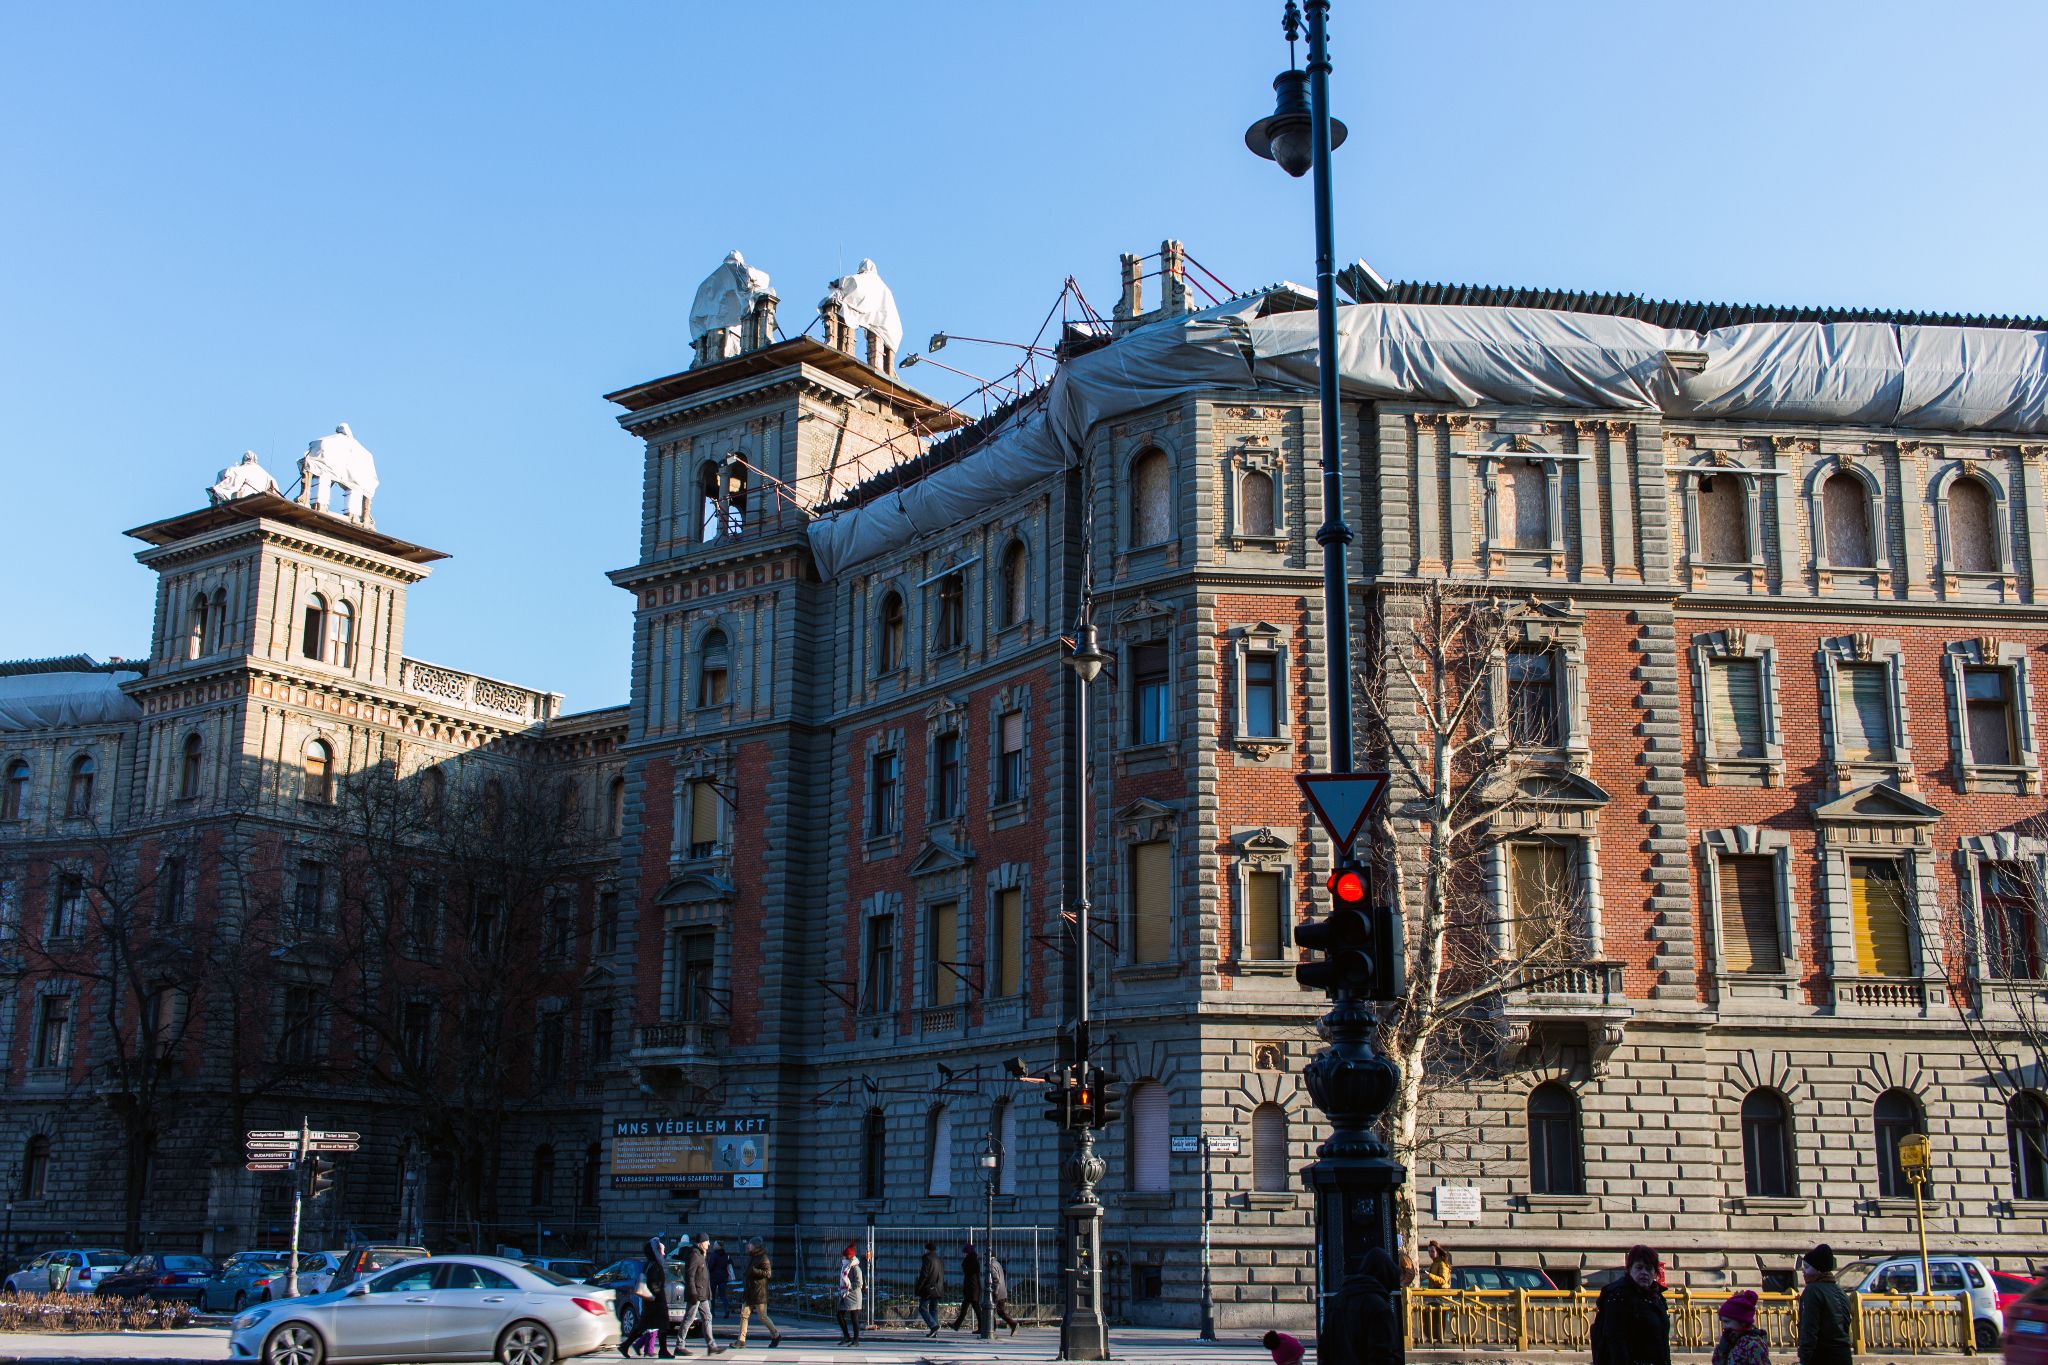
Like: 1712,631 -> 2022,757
233,1308 -> 273,1332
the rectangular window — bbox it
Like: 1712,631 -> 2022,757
50,873 -> 84,939
1981,862 -> 2040,980
292,861 -> 325,935
935,732 -> 963,818
997,711 -> 1025,803
1835,662 -> 1895,761
1130,841 -> 1172,963
596,890 -> 620,955
34,995 -> 72,1069
1132,643 -> 1170,745
155,857 -> 185,926
406,881 -> 441,956
400,1001 -> 432,1070
1708,658 -> 1767,759
1244,653 -> 1280,738
536,1013 -> 565,1082
870,751 -> 899,837
1718,854 -> 1784,974
1245,870 -> 1284,961
544,896 -> 574,960
934,575 -> 964,652
929,901 -> 958,1006
590,1005 -> 614,1067
279,986 -> 321,1065
1506,650 -> 1559,748
863,914 -> 896,1014
674,929 -> 715,1022
469,893 -> 500,954
1850,858 -> 1916,977
1510,842 -> 1577,959
688,779 -> 720,857
994,888 -> 1022,997
1965,667 -> 2018,765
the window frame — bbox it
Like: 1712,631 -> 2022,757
1526,1082 -> 1585,1196
1684,466 -> 1763,569
302,739 -> 335,805
1811,461 -> 1887,576
1,758 -> 27,821
860,911 -> 897,1016
2011,1092 -> 2048,1202
876,589 -> 907,675
1873,1088 -> 1924,1200
1690,629 -> 1785,786
931,571 -> 967,655
178,733 -> 204,801
1819,637 -> 1912,782
696,626 -> 731,710
1740,1089 -> 1797,1199
1127,446 -> 1175,551
997,538 -> 1031,630
1227,439 -> 1285,549
1230,624 -> 1292,758
1936,464 -> 2011,582
65,753 -> 95,820
1130,641 -> 1171,748
1943,639 -> 2040,795
1702,827 -> 1800,1003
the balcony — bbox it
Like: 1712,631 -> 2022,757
629,1020 -> 727,1088
1500,959 -> 1632,1073
1832,976 -> 1945,1012
399,658 -> 561,726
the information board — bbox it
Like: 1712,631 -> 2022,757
610,1115 -> 772,1189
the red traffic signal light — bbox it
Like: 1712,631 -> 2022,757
1327,866 -> 1368,903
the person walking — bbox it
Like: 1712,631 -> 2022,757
986,1251 -> 1020,1335
1714,1290 -> 1771,1365
675,1234 -> 723,1356
707,1241 -> 732,1317
949,1242 -> 984,1334
915,1241 -> 946,1338
1797,1246 -> 1854,1365
733,1239 -> 782,1350
834,1244 -> 865,1347
1591,1245 -> 1672,1365
1423,1241 -> 1453,1289
633,1238 -> 675,1359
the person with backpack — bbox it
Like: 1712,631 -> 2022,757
627,1238 -> 674,1359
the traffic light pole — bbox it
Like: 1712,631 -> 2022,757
1059,613 -> 1109,1362
286,1118 -> 307,1299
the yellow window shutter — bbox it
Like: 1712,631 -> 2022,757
690,780 -> 719,846
1851,859 -> 1915,977
996,889 -> 1022,996
1133,842 -> 1172,963
1247,871 -> 1283,960
932,903 -> 957,1006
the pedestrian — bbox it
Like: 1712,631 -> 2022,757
1797,1245 -> 1854,1365
1424,1241 -> 1453,1289
675,1234 -> 723,1356
708,1241 -> 732,1317
986,1251 -> 1020,1335
632,1238 -> 674,1359
915,1241 -> 946,1337
1591,1245 -> 1671,1365
834,1244 -> 865,1347
950,1242 -> 985,1334
616,1256 -> 645,1358
1713,1290 -> 1771,1365
733,1238 -> 782,1350
1264,1329 -> 1308,1365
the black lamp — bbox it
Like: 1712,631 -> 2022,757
1245,68 -> 1347,178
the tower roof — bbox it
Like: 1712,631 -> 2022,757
125,491 -> 448,563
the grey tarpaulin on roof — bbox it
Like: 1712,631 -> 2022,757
0,671 -> 143,731
804,299 -> 2048,580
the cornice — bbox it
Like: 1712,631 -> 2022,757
134,518 -> 433,582
616,367 -> 858,438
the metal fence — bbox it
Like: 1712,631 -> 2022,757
1404,1288 -> 1975,1355
789,1224 -> 1052,1327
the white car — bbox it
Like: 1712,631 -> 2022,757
1840,1253 -> 2008,1350
229,1256 -> 616,1365
3,1248 -> 129,1296
293,1253 -> 346,1298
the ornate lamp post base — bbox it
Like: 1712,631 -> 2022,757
1059,1127 -> 1110,1361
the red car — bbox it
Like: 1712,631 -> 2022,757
2004,1277 -> 2048,1365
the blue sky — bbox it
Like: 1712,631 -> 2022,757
5,1 -> 2045,712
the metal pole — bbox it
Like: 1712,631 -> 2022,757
1060,620 -> 1109,1361
287,1118 -> 306,1299
1913,1171 -> 1931,1305
1199,1139 -> 1216,1341
982,1164 -> 996,1342
1307,0 -> 1353,779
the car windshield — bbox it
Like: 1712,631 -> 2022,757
165,1257 -> 212,1272
1840,1260 -> 1878,1285
89,1253 -> 127,1267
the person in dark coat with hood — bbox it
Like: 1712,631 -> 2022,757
630,1238 -> 674,1359
707,1242 -> 732,1316
1591,1245 -> 1672,1365
949,1242 -> 984,1334
1797,1245 -> 1854,1365
915,1242 -> 946,1337
734,1238 -> 782,1350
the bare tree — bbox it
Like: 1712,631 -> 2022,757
1361,581 -> 1594,1253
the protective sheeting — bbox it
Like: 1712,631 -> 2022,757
209,450 -> 281,504
0,671 -> 143,731
689,250 -> 775,342
805,297 -> 2048,581
821,260 -> 905,352
300,423 -> 380,505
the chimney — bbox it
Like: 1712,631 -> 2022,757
1114,252 -> 1144,323
1160,240 -> 1189,316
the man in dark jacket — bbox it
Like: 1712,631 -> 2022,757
675,1235 -> 723,1356
1797,1244 -> 1855,1365
734,1239 -> 781,1350
707,1242 -> 732,1316
915,1242 -> 946,1337
949,1243 -> 984,1334
1591,1245 -> 1672,1365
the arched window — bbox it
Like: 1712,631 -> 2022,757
608,777 -> 626,838
1949,476 -> 2000,574
723,464 -> 747,537
1822,471 -> 1875,568
188,596 -> 210,660
303,740 -> 334,805
2012,1093 -> 2048,1201
2,759 -> 28,821
926,1106 -> 954,1197
860,1108 -> 887,1201
65,754 -> 95,819
1131,449 -> 1173,547
301,594 -> 328,661
1128,1081 -> 1169,1193
531,1144 -> 555,1209
1527,1082 -> 1584,1195
995,1100 -> 1018,1196
698,461 -> 723,542
999,541 -> 1029,627
698,629 -> 730,707
1252,1102 -> 1289,1193
1697,474 -> 1750,564
878,591 -> 906,674
1740,1089 -> 1795,1198
1503,459 -> 1549,549
21,1134 -> 50,1200
1238,468 -> 1277,539
330,601 -> 355,669
179,734 -> 204,801
1874,1088 -> 1923,1198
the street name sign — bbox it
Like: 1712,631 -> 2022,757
309,1142 -> 360,1152
1297,772 -> 1390,855
309,1130 -> 360,1142
246,1130 -> 297,1140
1204,1134 -> 1242,1154
1170,1136 -> 1201,1154
246,1161 -> 294,1172
245,1141 -> 300,1151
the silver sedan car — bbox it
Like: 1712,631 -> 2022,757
229,1256 -> 616,1365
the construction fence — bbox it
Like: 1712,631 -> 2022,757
1405,1288 -> 1977,1355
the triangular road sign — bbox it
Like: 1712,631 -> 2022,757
1297,772 -> 1390,855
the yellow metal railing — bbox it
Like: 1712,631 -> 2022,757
1402,1288 -> 1973,1354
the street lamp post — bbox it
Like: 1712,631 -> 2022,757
980,1143 -> 1000,1343
1246,2 -> 1407,1357
1059,619 -> 1109,1361
1899,1133 -> 1934,1301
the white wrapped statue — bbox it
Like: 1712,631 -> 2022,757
208,451 -> 281,505
820,259 -> 904,353
690,250 -> 776,343
299,423 -> 380,517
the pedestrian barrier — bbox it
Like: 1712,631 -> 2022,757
1403,1288 -> 1973,1354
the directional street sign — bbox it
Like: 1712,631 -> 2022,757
246,1130 -> 298,1141
1297,772 -> 1390,855
1204,1134 -> 1242,1154
308,1131 -> 360,1142
246,1143 -> 300,1153
246,1161 -> 295,1172
309,1142 -> 360,1153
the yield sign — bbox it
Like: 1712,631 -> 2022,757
1297,772 -> 1390,855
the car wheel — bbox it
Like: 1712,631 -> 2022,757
498,1320 -> 557,1365
1976,1319 -> 2000,1352
264,1324 -> 325,1365
234,1291 -> 249,1312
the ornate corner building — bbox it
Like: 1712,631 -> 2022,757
6,249 -> 2048,1325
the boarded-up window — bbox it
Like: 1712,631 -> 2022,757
1949,477 -> 1999,573
1708,658 -> 1767,758
1129,1082 -> 1169,1192
930,901 -> 959,1005
994,888 -> 1022,997
1718,854 -> 1783,974
1245,870 -> 1284,960
1697,474 -> 1749,564
1834,662 -> 1893,760
1511,841 -> 1576,958
1252,1102 -> 1288,1192
1505,459 -> 1549,549
1131,841 -> 1172,963
1850,858 -> 1915,977
1132,450 -> 1172,546
1965,667 -> 2016,765
688,779 -> 719,855
1240,469 -> 1276,537
1822,472 -> 1875,567
877,592 -> 905,673
926,1107 -> 953,1196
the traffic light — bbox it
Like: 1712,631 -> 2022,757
1043,1066 -> 1077,1129
1089,1068 -> 1122,1127
307,1155 -> 338,1201
1296,858 -> 1376,997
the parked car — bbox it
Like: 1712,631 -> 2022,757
228,1255 -> 616,1365
2,1248 -> 129,1296
520,1259 -> 598,1284
1840,1253 -> 2009,1350
295,1253 -> 347,1298
95,1254 -> 217,1302
2004,1276 -> 2048,1365
1451,1265 -> 1559,1291
324,1246 -> 430,1293
201,1252 -> 294,1312
1996,1270 -> 2038,1318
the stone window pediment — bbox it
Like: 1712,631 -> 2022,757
1514,770 -> 1611,808
1116,798 -> 1179,842
655,871 -> 735,907
1811,782 -> 1942,826
906,838 -> 976,879
1235,827 -> 1292,864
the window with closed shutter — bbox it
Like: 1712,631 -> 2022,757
689,780 -> 719,855
1510,842 -> 1576,958
1252,1103 -> 1289,1191
1245,871 -> 1284,961
994,888 -> 1022,996
930,902 -> 958,1005
1131,842 -> 1172,963
1835,663 -> 1894,760
1850,859 -> 1915,977
1719,855 -> 1784,974
1709,659 -> 1767,758
1966,667 -> 2017,765
1130,1082 -> 1169,1192
926,1107 -> 953,1196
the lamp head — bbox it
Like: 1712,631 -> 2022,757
1245,68 -> 1346,178
899,353 -> 922,368
1066,623 -> 1106,683
929,332 -> 949,353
